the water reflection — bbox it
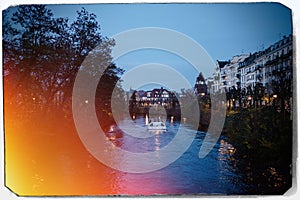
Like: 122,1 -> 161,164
170,116 -> 174,123
9,113 -> 246,195
100,116 -> 246,195
218,139 -> 236,157
145,114 -> 149,125
154,130 -> 162,158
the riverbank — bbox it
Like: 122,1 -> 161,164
221,107 -> 293,194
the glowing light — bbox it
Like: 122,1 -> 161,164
145,115 -> 149,125
85,100 -> 88,104
273,94 -> 278,98
109,125 -> 114,132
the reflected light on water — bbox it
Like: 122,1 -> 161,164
219,139 -> 236,156
170,116 -> 174,123
145,114 -> 149,125
155,131 -> 161,152
109,125 -> 114,132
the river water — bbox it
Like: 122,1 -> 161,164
99,116 -> 251,195
6,114 -> 254,195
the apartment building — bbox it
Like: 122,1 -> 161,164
208,34 -> 292,98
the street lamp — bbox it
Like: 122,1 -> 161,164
247,96 -> 252,108
273,94 -> 277,108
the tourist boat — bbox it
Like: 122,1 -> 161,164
106,125 -> 123,140
147,121 -> 167,131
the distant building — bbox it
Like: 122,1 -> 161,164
206,76 -> 214,95
207,34 -> 292,94
213,60 -> 229,93
131,87 -> 176,105
194,72 -> 207,96
237,34 -> 292,93
150,87 -> 170,103
238,52 -> 262,89
263,34 -> 293,96
220,55 -> 248,92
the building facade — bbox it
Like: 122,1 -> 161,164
206,34 -> 293,109
209,35 -> 292,92
131,87 -> 176,106
194,72 -> 208,96
221,55 -> 249,92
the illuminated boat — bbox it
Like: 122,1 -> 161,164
106,125 -> 123,140
147,122 -> 167,131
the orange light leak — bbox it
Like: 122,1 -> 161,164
3,83 -> 175,196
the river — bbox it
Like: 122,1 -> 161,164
98,116 -> 251,195
6,114 -> 255,195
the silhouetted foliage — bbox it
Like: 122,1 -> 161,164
3,5 -> 123,122
223,107 -> 292,194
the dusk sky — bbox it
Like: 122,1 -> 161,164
48,3 -> 292,91
5,3 -> 292,91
